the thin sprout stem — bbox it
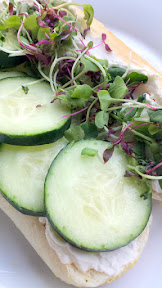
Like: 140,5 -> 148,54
111,113 -> 121,121
68,48 -> 78,55
0,47 -> 23,54
49,54 -> 58,93
49,55 -> 76,92
107,102 -> 159,112
23,26 -> 33,43
71,48 -> 88,86
62,69 -> 85,89
38,62 -> 50,82
109,134 -> 119,140
146,163 -> 162,174
107,105 -> 129,112
66,85 -> 77,90
72,40 -> 81,54
104,126 -> 109,132
128,128 -> 154,143
53,69 -> 59,91
9,52 -> 26,57
110,98 -> 159,109
86,98 -> 98,121
104,125 -> 122,133
112,125 -> 122,131
128,165 -> 162,180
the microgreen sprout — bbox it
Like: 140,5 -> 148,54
61,106 -> 88,118
128,165 -> 162,180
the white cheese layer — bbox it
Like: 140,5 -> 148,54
39,217 -> 149,275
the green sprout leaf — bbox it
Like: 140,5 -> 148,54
0,16 -> 21,30
71,84 -> 92,99
37,27 -> 51,41
81,147 -> 98,157
64,125 -> 84,142
24,14 -> 39,39
81,56 -> 108,74
50,32 -> 58,41
95,111 -> 109,128
109,76 -> 129,99
120,107 -> 138,121
81,57 -> 100,73
87,41 -> 93,49
148,109 -> 162,124
132,142 -> 146,160
81,121 -> 98,139
98,90 -> 113,111
59,89 -> 90,109
107,66 -> 126,82
148,125 -> 161,135
125,72 -> 148,86
83,4 -> 94,26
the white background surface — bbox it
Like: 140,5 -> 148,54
0,1 -> 162,288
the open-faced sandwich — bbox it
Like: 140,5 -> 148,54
0,0 -> 162,286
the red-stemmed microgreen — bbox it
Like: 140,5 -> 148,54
125,78 -> 130,86
124,107 -> 136,116
145,163 -> 162,175
129,165 -> 162,180
113,122 -> 134,145
61,106 -> 88,118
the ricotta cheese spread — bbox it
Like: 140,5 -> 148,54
39,217 -> 148,275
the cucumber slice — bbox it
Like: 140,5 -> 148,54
45,140 -> 152,251
0,138 -> 67,216
0,50 -> 26,68
0,77 -> 71,145
0,30 -> 26,68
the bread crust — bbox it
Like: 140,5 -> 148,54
0,5 -> 161,287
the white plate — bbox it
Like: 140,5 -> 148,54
0,1 -> 162,288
